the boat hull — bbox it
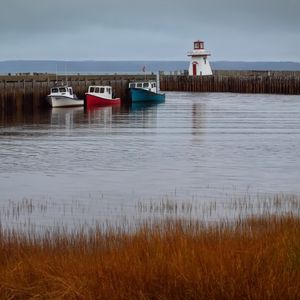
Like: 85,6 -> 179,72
47,96 -> 83,108
85,94 -> 121,108
129,88 -> 165,102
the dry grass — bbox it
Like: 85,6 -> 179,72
0,215 -> 299,299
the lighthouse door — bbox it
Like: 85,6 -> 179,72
192,63 -> 197,76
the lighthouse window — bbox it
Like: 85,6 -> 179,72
194,42 -> 200,49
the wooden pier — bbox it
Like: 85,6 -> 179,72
1,70 -> 300,113
0,74 -> 155,113
160,70 -> 300,95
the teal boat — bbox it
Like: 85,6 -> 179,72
129,81 -> 165,102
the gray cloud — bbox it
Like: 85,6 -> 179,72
0,0 -> 299,60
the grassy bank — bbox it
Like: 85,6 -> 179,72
0,215 -> 299,299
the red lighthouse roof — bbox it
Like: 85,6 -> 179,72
187,40 -> 211,57
194,40 -> 205,50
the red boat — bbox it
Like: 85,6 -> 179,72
85,86 -> 121,108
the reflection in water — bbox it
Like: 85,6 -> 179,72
84,105 -> 122,127
130,101 -> 164,112
51,107 -> 84,128
0,107 -> 52,127
191,102 -> 206,137
1,92 -> 300,229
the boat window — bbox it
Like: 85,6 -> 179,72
90,87 -> 95,93
129,83 -> 135,88
51,88 -> 58,93
69,88 -> 73,95
95,87 -> 100,93
153,83 -> 156,87
137,83 -> 143,88
59,88 -> 66,93
143,83 -> 149,88
100,87 -> 105,93
106,88 -> 111,94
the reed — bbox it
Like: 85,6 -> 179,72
0,214 -> 299,299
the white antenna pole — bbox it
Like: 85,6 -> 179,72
65,63 -> 68,85
55,63 -> 58,84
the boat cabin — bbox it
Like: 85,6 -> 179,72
50,86 -> 74,97
129,81 -> 157,93
87,86 -> 113,99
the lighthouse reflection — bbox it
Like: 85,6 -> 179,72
190,102 -> 206,143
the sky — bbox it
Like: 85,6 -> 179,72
0,0 -> 299,61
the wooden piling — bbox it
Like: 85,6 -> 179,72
159,70 -> 300,95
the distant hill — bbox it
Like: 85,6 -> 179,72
0,60 -> 300,74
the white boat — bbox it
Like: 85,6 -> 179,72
47,86 -> 83,108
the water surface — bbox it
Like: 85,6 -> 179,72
1,92 -> 300,228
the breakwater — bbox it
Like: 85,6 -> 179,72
0,74 -> 155,113
160,70 -> 300,95
1,70 -> 300,113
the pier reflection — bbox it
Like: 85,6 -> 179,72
0,107 -> 51,127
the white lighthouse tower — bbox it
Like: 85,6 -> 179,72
188,40 -> 212,76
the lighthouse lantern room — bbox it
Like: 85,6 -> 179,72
188,40 -> 212,76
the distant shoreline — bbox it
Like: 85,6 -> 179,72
1,60 -> 300,75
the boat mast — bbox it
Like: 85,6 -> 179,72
65,63 -> 68,86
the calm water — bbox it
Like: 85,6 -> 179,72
1,92 -> 300,228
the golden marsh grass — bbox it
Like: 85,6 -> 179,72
0,209 -> 300,298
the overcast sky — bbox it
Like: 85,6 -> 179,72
0,0 -> 299,61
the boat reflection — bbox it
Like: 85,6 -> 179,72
129,101 -> 165,112
84,105 -> 121,126
50,107 -> 84,128
0,98 -> 165,130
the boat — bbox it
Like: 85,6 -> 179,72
85,86 -> 121,108
128,81 -> 165,102
47,85 -> 83,108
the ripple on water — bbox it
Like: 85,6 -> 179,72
0,92 -> 300,228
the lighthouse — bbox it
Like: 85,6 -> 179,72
188,40 -> 212,76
